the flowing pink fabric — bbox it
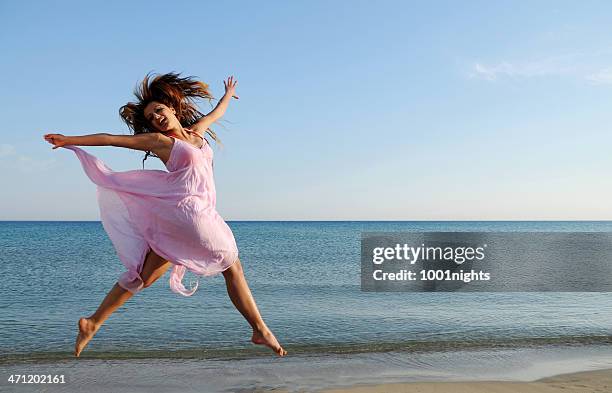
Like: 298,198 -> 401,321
63,132 -> 239,296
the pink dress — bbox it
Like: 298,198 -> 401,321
62,129 -> 239,296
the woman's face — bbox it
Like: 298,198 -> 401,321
144,101 -> 179,132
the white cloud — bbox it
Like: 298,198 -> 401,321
471,58 -> 575,81
586,68 -> 612,85
0,144 -> 56,173
0,144 -> 16,157
470,51 -> 612,85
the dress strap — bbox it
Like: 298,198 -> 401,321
184,128 -> 204,140
167,128 -> 208,149
185,128 -> 210,148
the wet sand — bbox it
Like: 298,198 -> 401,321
319,368 -> 612,392
2,345 -> 611,392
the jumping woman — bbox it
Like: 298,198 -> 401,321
43,73 -> 287,357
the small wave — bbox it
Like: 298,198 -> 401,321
2,335 -> 611,365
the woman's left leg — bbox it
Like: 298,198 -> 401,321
74,250 -> 172,356
222,258 -> 287,356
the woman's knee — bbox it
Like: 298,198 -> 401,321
142,275 -> 158,288
142,272 -> 157,288
222,257 -> 243,278
141,250 -> 172,288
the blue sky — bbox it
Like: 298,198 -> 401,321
1,0 -> 612,220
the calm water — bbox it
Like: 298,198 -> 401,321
1,221 -> 612,363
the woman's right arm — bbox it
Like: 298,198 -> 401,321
44,132 -> 166,152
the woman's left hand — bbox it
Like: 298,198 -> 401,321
224,76 -> 239,99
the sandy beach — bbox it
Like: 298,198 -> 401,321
4,365 -> 609,393
2,344 -> 612,393
319,368 -> 612,393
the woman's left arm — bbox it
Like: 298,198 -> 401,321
190,76 -> 238,135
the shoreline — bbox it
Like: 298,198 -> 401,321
1,343 -> 611,392
318,368 -> 612,393
3,335 -> 611,364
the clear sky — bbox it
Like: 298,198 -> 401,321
1,0 -> 612,220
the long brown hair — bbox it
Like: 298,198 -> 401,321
119,72 -> 220,167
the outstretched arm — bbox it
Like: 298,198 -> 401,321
190,76 -> 238,135
44,132 -> 165,152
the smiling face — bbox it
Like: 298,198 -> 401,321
143,101 -> 179,132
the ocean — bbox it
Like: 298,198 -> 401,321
1,221 -> 612,392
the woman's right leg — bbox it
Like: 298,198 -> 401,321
222,258 -> 287,356
74,249 -> 172,357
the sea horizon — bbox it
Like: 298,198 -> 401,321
3,219 -> 612,222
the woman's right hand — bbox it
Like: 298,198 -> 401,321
44,133 -> 69,149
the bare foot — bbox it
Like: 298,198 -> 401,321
251,328 -> 287,356
75,317 -> 100,357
